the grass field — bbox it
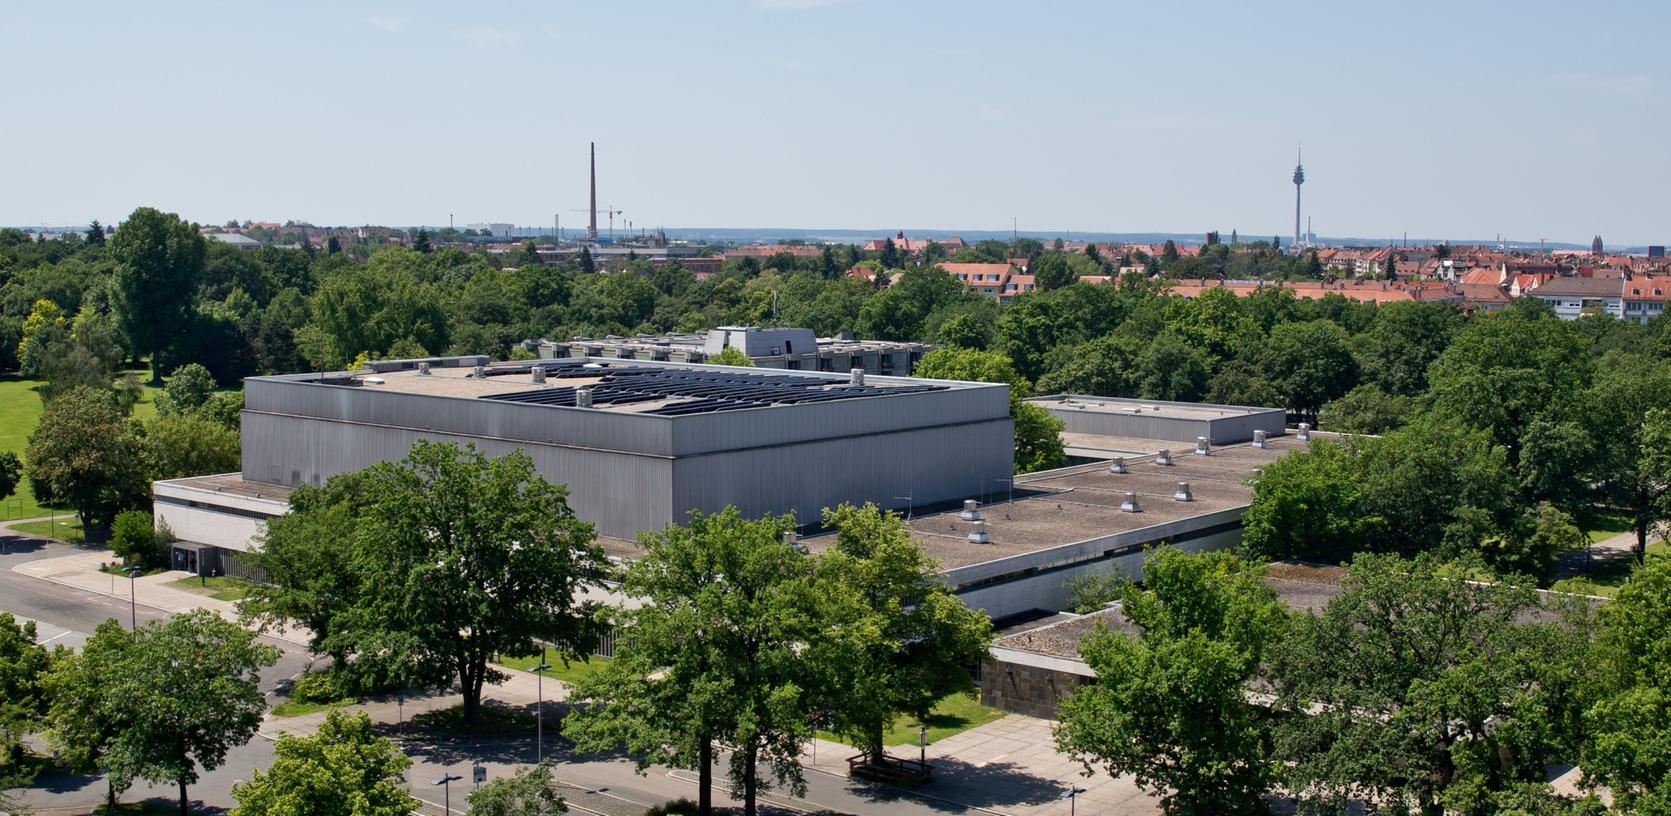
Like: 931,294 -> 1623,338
819,692 -> 1008,748
8,516 -> 85,542
1577,509 -> 1633,543
0,368 -> 164,522
168,575 -> 250,602
498,652 -> 611,685
270,697 -> 355,718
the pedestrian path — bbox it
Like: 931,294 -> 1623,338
10,548 -> 312,646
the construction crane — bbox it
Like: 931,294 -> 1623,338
570,206 -> 624,241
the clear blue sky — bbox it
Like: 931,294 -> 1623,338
5,1 -> 1667,244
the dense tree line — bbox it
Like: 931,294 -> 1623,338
1056,546 -> 1671,816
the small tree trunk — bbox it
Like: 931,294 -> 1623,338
744,739 -> 759,816
698,735 -> 713,816
107,778 -> 116,809
1637,516 -> 1649,564
866,721 -> 885,765
178,777 -> 189,816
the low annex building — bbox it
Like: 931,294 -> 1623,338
536,327 -> 933,376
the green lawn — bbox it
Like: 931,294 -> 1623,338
169,575 -> 250,602
0,368 -> 164,521
820,693 -> 1008,748
8,516 -> 85,542
498,652 -> 611,685
1553,541 -> 1670,598
411,702 -> 539,736
1577,509 -> 1633,543
270,698 -> 355,718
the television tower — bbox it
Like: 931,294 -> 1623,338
1292,145 -> 1305,251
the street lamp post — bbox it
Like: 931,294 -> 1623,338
918,725 -> 927,768
1058,784 -> 1087,816
431,773 -> 463,815
126,565 -> 144,630
532,652 -> 551,763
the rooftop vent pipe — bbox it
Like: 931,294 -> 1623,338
1252,429 -> 1267,449
472,365 -> 485,379
850,368 -> 865,386
1120,491 -> 1142,513
783,530 -> 804,552
1297,422 -> 1311,441
968,520 -> 990,543
960,500 -> 982,521
1155,449 -> 1175,466
1195,436 -> 1211,456
1174,481 -> 1194,502
1108,456 -> 1127,474
417,361 -> 431,376
576,387 -> 594,408
531,367 -> 546,384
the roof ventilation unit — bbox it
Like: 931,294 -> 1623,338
783,530 -> 804,552
531,367 -> 546,384
417,361 -> 431,376
1120,491 -> 1142,513
1154,449 -> 1175,466
850,368 -> 865,386
1252,429 -> 1267,449
1108,456 -> 1127,474
1174,481 -> 1194,502
1195,436 -> 1211,456
472,365 -> 486,379
1296,422 -> 1311,442
967,520 -> 990,543
960,500 -> 982,521
576,387 -> 594,408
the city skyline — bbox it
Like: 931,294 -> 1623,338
3,1 -> 1668,244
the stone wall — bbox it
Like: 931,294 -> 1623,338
978,658 -> 1093,720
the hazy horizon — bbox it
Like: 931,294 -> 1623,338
4,1 -> 1667,245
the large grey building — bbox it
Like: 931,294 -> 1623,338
156,355 -> 1011,573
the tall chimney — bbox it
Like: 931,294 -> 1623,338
589,142 -> 598,241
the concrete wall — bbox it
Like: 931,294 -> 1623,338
152,481 -> 286,554
979,653 -> 1094,719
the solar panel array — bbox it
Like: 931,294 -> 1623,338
477,360 -> 948,415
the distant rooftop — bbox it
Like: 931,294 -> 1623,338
271,356 -> 987,418
1029,395 -> 1279,423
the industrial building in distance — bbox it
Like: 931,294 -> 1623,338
536,326 -> 934,376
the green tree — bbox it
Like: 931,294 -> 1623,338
566,508 -> 815,816
1241,438 -> 1366,563
239,479 -> 370,668
879,237 -> 900,269
0,451 -> 19,504
230,709 -> 418,816
83,610 -> 278,816
707,345 -> 753,366
139,411 -> 241,481
109,509 -> 163,567
24,386 -> 148,537
1588,357 -> 1671,562
1261,319 -> 1358,423
44,619 -> 133,808
579,246 -> 595,274
1031,252 -> 1075,291
1037,335 -> 1143,397
465,761 -> 567,816
305,442 -> 605,721
412,229 -> 433,253
1584,555 -> 1671,812
0,612 -> 50,784
87,219 -> 106,246
110,207 -> 205,381
811,504 -> 992,763
1138,330 -> 1211,402
157,362 -> 215,415
1355,301 -> 1463,396
1320,383 -> 1411,435
1055,548 -> 1287,815
1161,239 -> 1179,263
1063,569 -> 1126,614
1271,554 -> 1592,816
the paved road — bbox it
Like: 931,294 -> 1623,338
1,529 -> 1074,816
1,531 -> 313,816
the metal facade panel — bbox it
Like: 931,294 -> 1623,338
670,417 -> 1014,528
667,385 -> 1010,456
240,413 -> 674,538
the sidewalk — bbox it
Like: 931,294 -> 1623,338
10,548 -> 313,646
